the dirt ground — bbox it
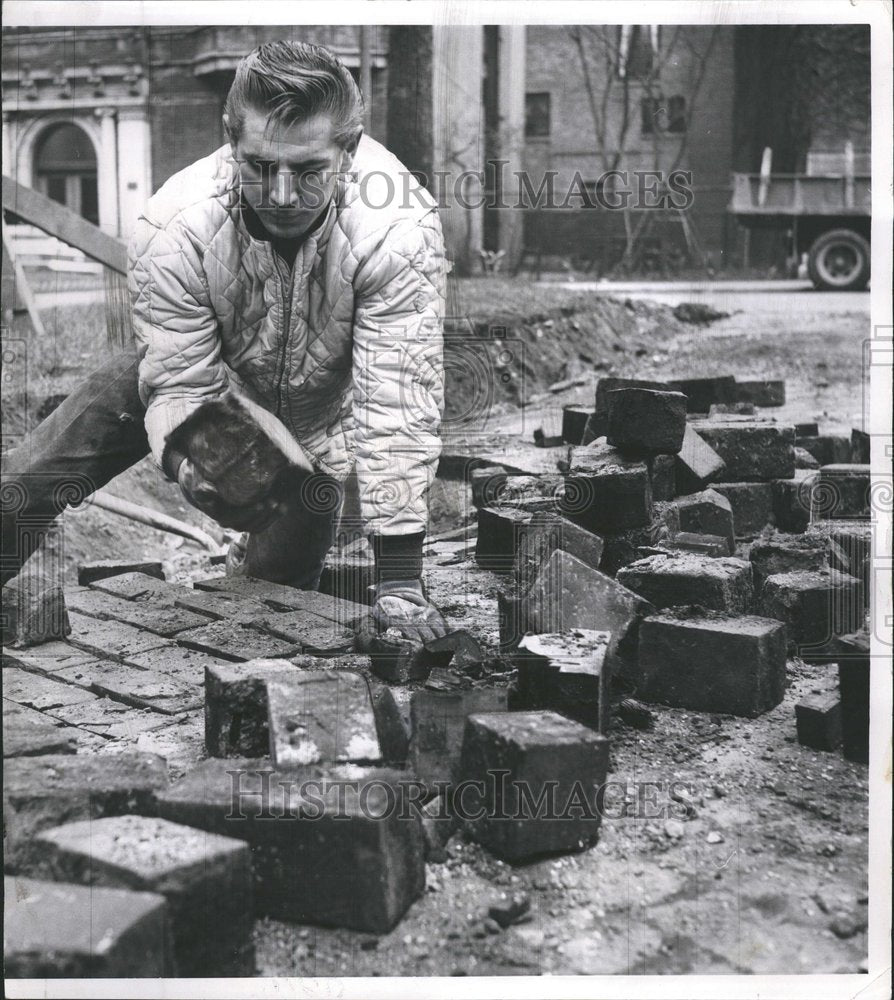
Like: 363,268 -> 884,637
2,273 -> 872,976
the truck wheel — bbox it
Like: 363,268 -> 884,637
807,229 -> 870,291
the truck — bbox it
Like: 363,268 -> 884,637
729,146 -> 871,291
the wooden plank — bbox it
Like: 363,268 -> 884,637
1,223 -> 46,337
2,175 -> 126,274
1,228 -> 15,324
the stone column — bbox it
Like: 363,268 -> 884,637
495,25 -> 527,269
96,107 -> 120,236
432,24 -> 485,275
116,108 -> 152,239
2,112 -> 12,180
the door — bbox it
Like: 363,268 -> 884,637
33,122 -> 99,225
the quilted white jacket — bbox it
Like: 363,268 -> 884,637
128,135 -> 446,537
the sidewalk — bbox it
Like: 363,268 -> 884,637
536,279 -> 868,314
537,279 -> 815,293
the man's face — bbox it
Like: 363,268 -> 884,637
230,107 -> 348,240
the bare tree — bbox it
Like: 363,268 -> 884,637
569,25 -> 718,275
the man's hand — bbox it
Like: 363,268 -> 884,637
373,578 -> 449,644
177,458 -> 285,533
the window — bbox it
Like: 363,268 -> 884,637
525,92 -> 551,138
641,95 -> 662,134
667,95 -> 687,133
641,94 -> 688,135
618,25 -> 660,80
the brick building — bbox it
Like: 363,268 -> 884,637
1,23 -> 871,271
518,25 -> 736,270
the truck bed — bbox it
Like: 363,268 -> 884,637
730,172 -> 871,217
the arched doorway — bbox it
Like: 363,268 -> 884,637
33,122 -> 99,225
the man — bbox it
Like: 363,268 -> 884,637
2,41 -> 448,641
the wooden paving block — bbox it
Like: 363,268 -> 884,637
176,620 -> 300,662
409,684 -> 509,788
65,659 -> 203,715
675,425 -> 726,494
564,444 -> 652,532
605,388 -> 687,454
665,488 -> 735,553
692,422 -> 795,481
87,571 -> 173,601
520,549 -> 654,683
33,815 -> 253,976
158,758 -> 425,931
2,700 -> 77,757
267,670 -> 381,767
2,640 -> 100,678
65,587 -> 208,637
637,608 -> 787,716
460,710 -> 610,861
249,610 -> 355,656
4,876 -> 172,978
795,694 -> 842,751
836,630 -> 869,764
127,644 -> 229,685
2,666 -> 99,713
66,611 -> 174,664
759,568 -> 863,659
2,579 -> 70,647
514,629 -> 611,733
193,575 -> 369,628
617,553 -> 754,613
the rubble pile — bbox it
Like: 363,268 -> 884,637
492,375 -> 870,742
2,373 -> 873,978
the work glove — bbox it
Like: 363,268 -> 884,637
372,578 -> 449,644
165,391 -> 315,535
177,457 -> 286,534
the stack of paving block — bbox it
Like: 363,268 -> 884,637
748,531 -> 865,662
685,416 -> 793,539
193,581 -> 611,869
776,423 -> 870,533
487,372 -> 872,744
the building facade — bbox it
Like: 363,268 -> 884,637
2,26 -> 388,238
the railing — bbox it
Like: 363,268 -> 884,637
4,224 -> 101,272
2,175 -> 127,274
